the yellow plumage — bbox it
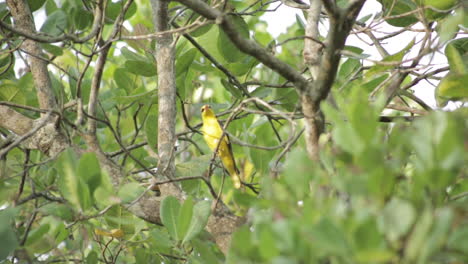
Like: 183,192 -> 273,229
201,105 -> 241,189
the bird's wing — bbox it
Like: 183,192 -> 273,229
218,120 -> 240,174
225,132 -> 240,174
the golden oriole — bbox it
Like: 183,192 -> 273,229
201,105 -> 241,189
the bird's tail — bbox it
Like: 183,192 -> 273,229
231,171 -> 241,189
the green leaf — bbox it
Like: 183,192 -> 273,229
144,114 -> 158,152
150,228 -> 174,253
56,149 -> 91,211
438,8 -> 465,43
337,58 -> 361,85
358,14 -> 373,24
0,52 -> 13,74
45,0 -> 58,14
323,101 -> 364,154
226,56 -> 259,76
366,38 -> 415,78
177,197 -> 194,242
420,207 -> 453,260
258,224 -> 279,260
218,15 -> 249,63
160,196 -> 181,240
176,48 -> 197,77
52,222 -> 69,244
379,0 -> 418,27
78,153 -> 101,196
86,251 -> 99,264
124,60 -> 156,77
40,10 -> 68,35
117,182 -> 145,203
354,218 -> 383,251
114,68 -> 135,93
182,200 -> 211,244
24,223 -> 50,246
106,1 -> 137,23
221,79 -> 243,99
379,199 -> 415,242
41,43 -> 63,56
114,88 -> 156,104
27,0 -> 46,12
354,249 -> 394,263
436,73 -> 468,102
445,38 -> 468,74
73,7 -> 93,31
192,239 -> 223,264
190,23 -> 213,37
405,209 -> 433,262
121,47 -> 148,61
423,0 -> 458,21
39,204 -> 74,221
0,81 -> 25,105
448,226 -> 468,253
230,226 -> 254,257
0,208 -> 19,260
176,155 -> 211,178
282,148 -> 314,200
196,27 -> 224,63
311,218 -> 350,255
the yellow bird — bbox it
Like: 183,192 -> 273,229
201,105 -> 241,189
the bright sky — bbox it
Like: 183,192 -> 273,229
262,0 -> 442,108
16,0 -> 442,108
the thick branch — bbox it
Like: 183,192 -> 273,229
0,0 -> 103,44
300,0 -> 365,160
0,105 -> 34,135
6,0 -> 57,111
312,0 -> 365,105
303,0 -> 323,80
175,0 -> 309,93
87,45 -> 110,134
151,0 -> 177,180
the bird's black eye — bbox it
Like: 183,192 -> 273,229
201,108 -> 204,112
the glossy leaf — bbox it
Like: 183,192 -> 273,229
117,182 -> 146,204
56,149 -> 91,211
0,208 -> 19,260
40,10 -> 68,35
218,15 -> 249,63
27,0 -> 46,11
160,196 -> 181,240
125,60 -> 157,77
379,0 -> 418,27
182,200 -> 211,244
221,79 -> 243,99
78,153 -> 101,196
176,48 -> 197,77
177,197 -> 194,242
436,73 -> 468,102
438,8 -> 465,43
445,38 -> 468,74
379,199 -> 415,242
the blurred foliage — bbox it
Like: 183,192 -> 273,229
0,0 -> 467,263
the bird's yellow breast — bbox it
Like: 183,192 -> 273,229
201,117 -> 224,151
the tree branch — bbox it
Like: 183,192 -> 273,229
0,111 -> 52,158
175,0 -> 310,93
6,0 -> 57,111
0,105 -> 34,135
0,0 -> 104,44
303,0 -> 323,81
150,0 -> 178,181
